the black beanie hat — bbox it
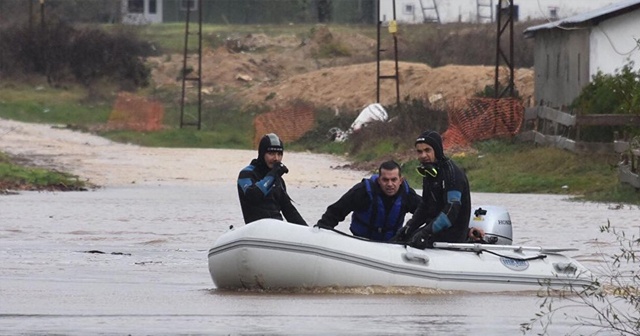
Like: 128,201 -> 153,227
258,133 -> 284,160
415,130 -> 445,160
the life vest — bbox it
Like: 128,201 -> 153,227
350,175 -> 410,241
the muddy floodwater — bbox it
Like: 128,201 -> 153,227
1,184 -> 638,335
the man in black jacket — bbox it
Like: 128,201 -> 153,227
393,130 -> 471,248
237,133 -> 307,226
316,160 -> 421,241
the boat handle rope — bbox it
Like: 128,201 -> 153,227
478,248 -> 547,261
315,226 -> 416,245
314,227 -> 544,261
315,225 -> 377,242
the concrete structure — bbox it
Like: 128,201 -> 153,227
379,0 -> 621,24
524,0 -> 640,108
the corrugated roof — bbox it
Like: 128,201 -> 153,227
524,0 -> 640,37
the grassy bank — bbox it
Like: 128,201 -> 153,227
0,81 -> 637,204
293,136 -> 639,205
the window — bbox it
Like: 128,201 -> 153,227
128,0 -> 144,14
180,0 -> 198,11
549,7 -> 558,20
403,4 -> 415,15
149,0 -> 157,14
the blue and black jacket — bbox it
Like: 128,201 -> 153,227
317,175 -> 421,241
237,159 -> 306,226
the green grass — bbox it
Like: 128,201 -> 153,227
101,128 -> 251,149
0,82 -> 255,150
429,140 -> 637,204
0,84 -> 111,125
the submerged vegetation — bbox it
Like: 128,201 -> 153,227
0,152 -> 88,192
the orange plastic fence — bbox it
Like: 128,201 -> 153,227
108,92 -> 164,131
443,97 -> 524,150
253,103 -> 316,147
252,98 -> 523,151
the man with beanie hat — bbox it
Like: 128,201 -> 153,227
391,130 -> 471,248
237,133 -> 307,226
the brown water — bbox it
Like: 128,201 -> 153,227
1,185 -> 638,335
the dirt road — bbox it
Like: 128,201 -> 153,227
0,118 -> 367,189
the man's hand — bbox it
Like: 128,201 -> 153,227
270,162 -> 289,177
408,227 -> 432,249
390,225 -> 411,242
468,227 -> 485,241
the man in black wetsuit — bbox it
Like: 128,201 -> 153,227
237,133 -> 307,226
392,130 -> 471,248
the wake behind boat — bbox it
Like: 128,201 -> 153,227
208,207 -> 595,292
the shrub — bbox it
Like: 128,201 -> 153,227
571,62 -> 640,142
346,97 -> 449,159
399,21 -> 537,68
0,19 -> 154,88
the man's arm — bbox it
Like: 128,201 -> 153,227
279,179 -> 308,226
407,188 -> 422,214
237,165 -> 283,204
316,183 -> 367,228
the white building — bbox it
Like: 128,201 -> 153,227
379,0 -> 623,23
121,0 -> 163,24
523,0 -> 640,107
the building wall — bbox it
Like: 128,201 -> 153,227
379,0 -> 618,24
533,28 -> 590,108
589,9 -> 640,78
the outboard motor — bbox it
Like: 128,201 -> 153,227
469,205 -> 513,245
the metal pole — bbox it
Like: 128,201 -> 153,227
179,2 -> 192,128
197,0 -> 203,130
376,0 -> 381,103
392,0 -> 400,106
494,0 -> 501,99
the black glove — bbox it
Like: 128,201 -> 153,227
269,162 -> 289,177
408,227 -> 432,249
389,225 -> 411,243
390,219 -> 419,243
314,222 -> 334,230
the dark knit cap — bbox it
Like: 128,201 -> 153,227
415,130 -> 445,160
258,133 -> 284,160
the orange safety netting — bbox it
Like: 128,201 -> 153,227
443,97 -> 524,150
253,103 -> 315,147
108,92 -> 164,131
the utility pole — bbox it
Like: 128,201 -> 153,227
494,0 -> 515,98
179,0 -> 203,129
376,0 -> 400,106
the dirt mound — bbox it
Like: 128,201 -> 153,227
148,26 -> 533,114
241,61 -> 533,113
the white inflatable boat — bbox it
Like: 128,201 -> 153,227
208,206 -> 594,292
